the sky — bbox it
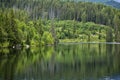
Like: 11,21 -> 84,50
114,0 -> 120,2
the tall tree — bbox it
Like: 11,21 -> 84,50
113,14 -> 120,42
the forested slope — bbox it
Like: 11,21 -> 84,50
0,0 -> 120,47
106,0 -> 120,9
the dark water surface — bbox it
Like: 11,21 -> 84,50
0,43 -> 120,80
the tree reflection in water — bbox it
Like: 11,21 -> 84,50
0,43 -> 120,80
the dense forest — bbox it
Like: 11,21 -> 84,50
0,0 -> 120,47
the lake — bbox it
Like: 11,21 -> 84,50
0,43 -> 120,80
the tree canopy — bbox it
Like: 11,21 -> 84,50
0,0 -> 120,47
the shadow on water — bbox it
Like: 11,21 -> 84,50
0,43 -> 120,80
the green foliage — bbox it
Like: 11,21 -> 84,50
0,0 -> 119,26
0,0 -> 120,47
42,31 -> 54,45
0,8 -> 54,47
106,27 -> 113,42
54,20 -> 109,42
113,14 -> 120,42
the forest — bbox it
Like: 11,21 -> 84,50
0,0 -> 120,47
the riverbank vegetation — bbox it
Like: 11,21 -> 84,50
0,0 -> 120,47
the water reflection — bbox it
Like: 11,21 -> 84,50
0,43 -> 120,80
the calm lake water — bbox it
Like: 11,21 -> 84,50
0,43 -> 120,80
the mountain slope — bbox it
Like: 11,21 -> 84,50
74,0 -> 120,9
106,0 -> 120,8
76,0 -> 111,3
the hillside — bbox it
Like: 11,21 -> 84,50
106,0 -> 120,8
0,0 -> 120,10
75,0 -> 120,9
0,0 -> 120,47
76,0 -> 111,3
